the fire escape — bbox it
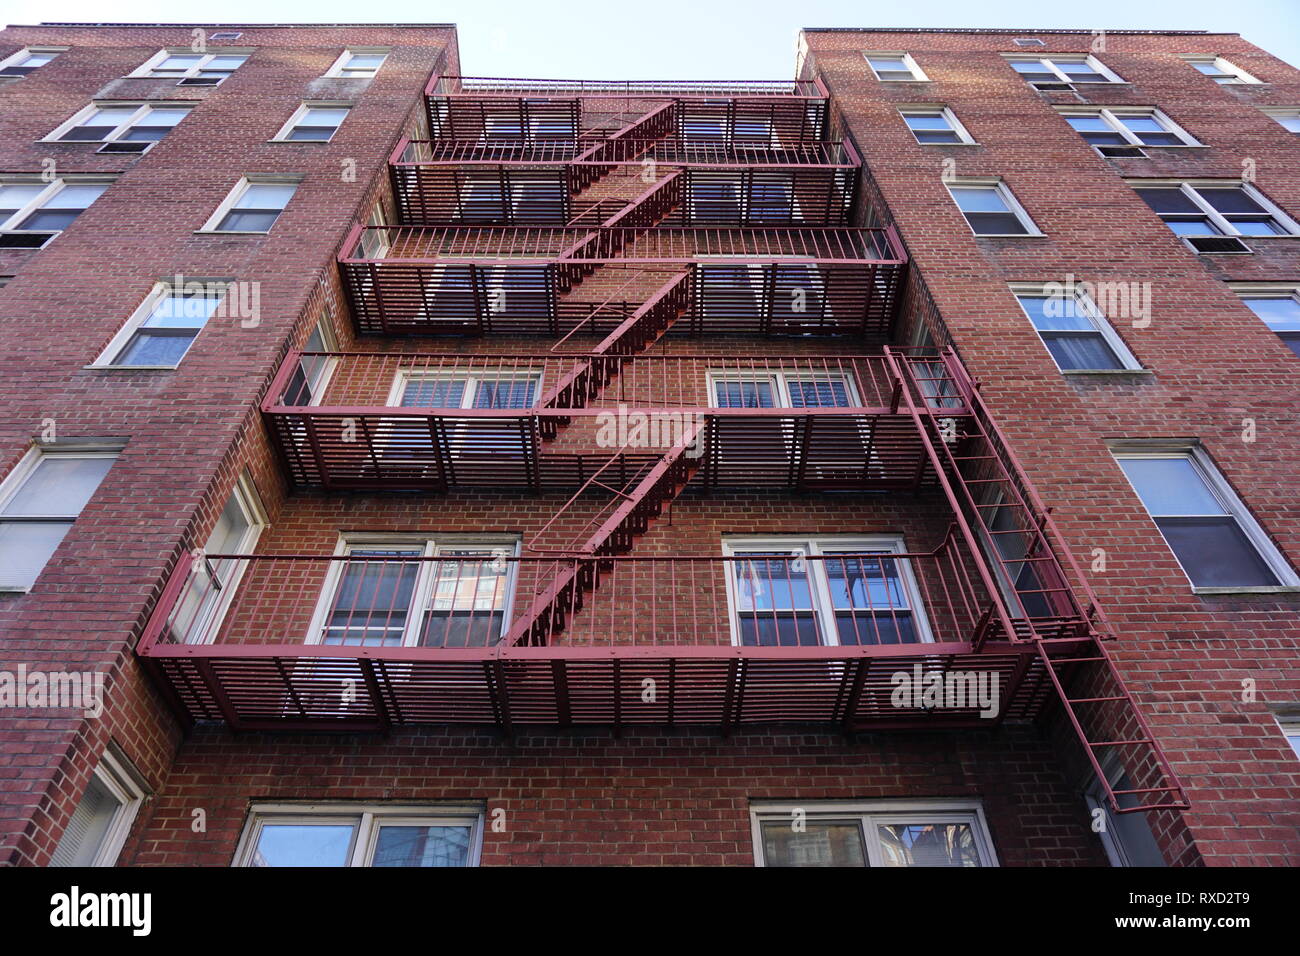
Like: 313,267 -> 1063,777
136,75 -> 1187,815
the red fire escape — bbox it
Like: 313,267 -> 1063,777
136,75 -> 1186,816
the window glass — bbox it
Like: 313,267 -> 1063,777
877,822 -> 981,866
761,821 -> 866,867
250,824 -> 356,866
372,824 -> 473,866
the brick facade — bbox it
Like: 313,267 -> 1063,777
0,24 -> 1295,867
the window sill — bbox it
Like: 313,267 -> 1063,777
919,141 -> 981,147
193,230 -> 272,236
84,364 -> 178,371
1193,585 -> 1300,596
972,233 -> 1047,239
268,139 -> 334,144
1062,368 -> 1155,379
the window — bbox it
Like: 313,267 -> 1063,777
1234,287 -> 1300,357
1276,716 -> 1300,760
1113,448 -> 1297,590
1060,108 -> 1198,156
203,178 -> 298,233
280,319 -> 338,405
169,473 -> 266,644
0,46 -> 64,78
308,536 -> 519,648
900,107 -> 976,145
49,748 -> 147,867
1012,284 -> 1141,371
1007,55 -> 1122,89
1012,38 -> 1045,47
95,281 -> 229,367
752,801 -> 997,867
1132,180 -> 1298,250
274,103 -> 350,142
945,180 -> 1040,236
1182,55 -> 1259,85
235,804 -> 482,867
392,370 -> 540,410
1085,756 -> 1166,867
132,49 -> 250,85
325,49 -> 388,79
723,536 -> 932,647
47,102 -> 192,153
0,178 -> 111,248
0,447 -> 118,590
864,52 -> 927,82
209,32 -> 243,41
1261,108 -> 1300,135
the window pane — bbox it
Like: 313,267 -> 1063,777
155,55 -> 202,71
345,54 -> 387,70
950,186 -> 1010,213
877,822 -> 981,866
0,520 -> 72,589
1041,332 -> 1122,370
372,825 -> 472,866
1241,297 -> 1300,331
115,331 -> 196,366
251,824 -> 355,866
1134,188 -> 1201,215
401,378 -> 466,407
217,209 -> 280,231
234,183 -> 297,209
965,211 -> 1028,234
1155,516 -> 1280,587
1197,187 -> 1267,215
323,550 -> 423,645
145,292 -> 222,328
761,821 -> 866,866
43,184 -> 107,209
300,107 -> 349,127
49,775 -> 121,867
3,457 -> 113,516
0,184 -> 47,217
1065,116 -> 1111,133
714,380 -> 775,408
904,113 -> 952,131
1017,295 -> 1095,332
1116,457 -> 1225,516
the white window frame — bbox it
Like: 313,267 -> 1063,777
285,317 -> 340,406
0,46 -> 66,79
1127,178 -> 1300,239
750,799 -> 998,867
0,443 -> 121,592
1009,281 -> 1143,372
706,368 -> 863,409
1083,752 -> 1166,867
1004,53 -> 1124,86
304,534 -> 521,647
1112,443 -> 1299,592
1260,108 -> 1300,134
722,535 -> 935,647
50,747 -> 148,867
1011,38 -> 1045,48
198,176 -> 301,234
174,472 -> 267,644
1180,55 -> 1260,85
863,52 -> 929,83
387,368 -> 544,409
233,803 -> 483,867
0,176 -> 113,244
898,106 -> 977,146
323,48 -> 390,79
129,48 -> 252,83
944,178 -> 1043,238
1058,107 -> 1200,149
91,279 -> 231,369
1228,282 -> 1300,356
271,102 -> 352,143
43,101 -> 194,150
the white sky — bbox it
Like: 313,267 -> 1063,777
2,0 -> 1298,78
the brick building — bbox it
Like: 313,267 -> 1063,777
0,22 -> 1296,868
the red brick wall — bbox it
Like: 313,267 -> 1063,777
803,28 -> 1300,865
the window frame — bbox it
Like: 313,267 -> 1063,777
944,178 -> 1043,238
1275,715 -> 1300,761
1111,443 -> 1299,592
1083,752 -> 1166,867
233,803 -> 484,867
1009,281 -> 1143,372
1260,108 -> 1300,134
305,534 -> 522,648
862,51 -> 929,83
129,48 -> 253,84
199,176 -> 301,234
271,102 -> 352,143
0,176 -> 113,247
721,535 -> 935,647
1228,282 -> 1300,357
0,46 -> 66,79
43,101 -> 194,151
50,747 -> 148,868
1181,55 -> 1260,85
1058,106 -> 1200,150
91,279 -> 232,369
0,443 -> 121,592
1128,178 -> 1300,241
1004,53 -> 1124,87
750,799 -> 998,867
323,48 -> 390,79
899,106 -> 978,146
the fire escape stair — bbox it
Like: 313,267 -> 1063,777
567,101 -> 677,194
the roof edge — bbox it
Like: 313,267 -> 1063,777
801,27 -> 1224,36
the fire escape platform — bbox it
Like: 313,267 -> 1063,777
138,636 -> 1080,733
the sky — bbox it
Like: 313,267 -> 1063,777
2,0 -> 1298,78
